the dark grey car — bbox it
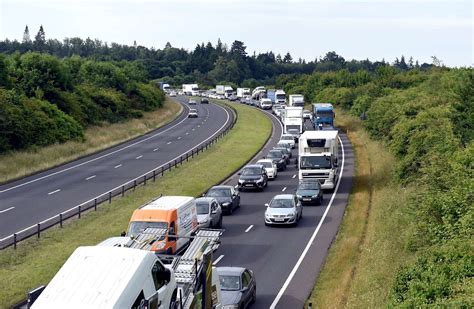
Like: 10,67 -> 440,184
205,185 -> 240,215
296,180 -> 323,205
217,267 -> 256,309
237,165 -> 268,192
266,150 -> 287,171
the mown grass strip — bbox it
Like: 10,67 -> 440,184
0,102 -> 271,308
0,98 -> 182,184
307,108 -> 414,308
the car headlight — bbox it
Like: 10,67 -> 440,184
287,213 -> 295,218
312,194 -> 319,198
257,177 -> 264,183
222,202 -> 231,206
223,305 -> 239,309
296,195 -> 302,198
238,179 -> 244,184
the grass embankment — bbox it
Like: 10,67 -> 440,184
0,97 -> 182,184
307,108 -> 414,308
0,102 -> 272,308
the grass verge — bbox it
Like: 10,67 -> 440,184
0,97 -> 182,184
0,102 -> 272,308
307,108 -> 414,308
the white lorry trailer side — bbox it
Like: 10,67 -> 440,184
288,94 -> 305,107
283,106 -> 304,140
298,130 -> 339,189
237,88 -> 251,98
31,246 -> 177,309
182,84 -> 199,96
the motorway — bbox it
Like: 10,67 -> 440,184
212,106 -> 354,308
0,97 -> 234,241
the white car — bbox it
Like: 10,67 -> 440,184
169,91 -> 177,97
256,159 -> 278,180
188,99 -> 197,105
260,98 -> 273,110
303,109 -> 312,120
279,134 -> 296,149
265,194 -> 303,226
188,108 -> 198,118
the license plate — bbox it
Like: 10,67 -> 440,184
245,184 -> 253,187
274,218 -> 284,222
303,198 -> 312,202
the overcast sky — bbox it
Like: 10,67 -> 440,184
0,0 -> 472,67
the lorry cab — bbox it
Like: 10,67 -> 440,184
127,196 -> 198,255
312,103 -> 335,128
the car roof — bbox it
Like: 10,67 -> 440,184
257,159 -> 273,163
209,185 -> 233,190
195,197 -> 216,203
272,194 -> 295,200
244,164 -> 263,169
216,266 -> 246,276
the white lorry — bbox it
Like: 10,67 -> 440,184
182,84 -> 199,96
298,130 -> 339,189
237,88 -> 251,98
224,86 -> 233,98
215,85 -> 225,95
283,106 -> 304,141
251,86 -> 266,100
31,246 -> 178,308
288,94 -> 305,107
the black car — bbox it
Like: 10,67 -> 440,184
266,150 -> 287,171
273,146 -> 291,162
296,180 -> 323,205
237,164 -> 268,191
201,98 -> 209,104
205,185 -> 240,215
217,267 -> 256,309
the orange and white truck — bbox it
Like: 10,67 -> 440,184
126,196 -> 198,255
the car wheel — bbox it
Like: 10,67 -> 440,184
228,207 -> 233,215
251,287 -> 256,303
318,196 -> 323,205
216,217 -> 223,228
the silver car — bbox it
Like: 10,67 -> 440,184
195,197 -> 223,228
264,194 -> 303,226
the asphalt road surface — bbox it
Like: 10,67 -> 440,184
0,97 -> 234,241
213,104 -> 354,309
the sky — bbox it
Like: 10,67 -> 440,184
0,0 -> 472,67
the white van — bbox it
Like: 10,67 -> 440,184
31,246 -> 177,309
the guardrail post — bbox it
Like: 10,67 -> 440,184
60,213 -> 63,227
191,149 -> 194,158
121,186 -> 125,197
174,159 -> 177,168
37,223 -> 40,238
169,162 -> 172,170
143,175 -> 147,185
180,156 -> 183,165
78,206 -> 81,219
134,180 -> 137,190
161,166 -> 164,176
94,198 -> 97,210
153,170 -> 156,181
108,191 -> 112,203
14,233 -> 17,249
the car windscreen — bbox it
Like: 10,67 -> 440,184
276,94 -> 286,100
241,167 -> 261,176
281,136 -> 293,140
267,151 -> 283,159
258,161 -> 272,168
219,275 -> 241,291
269,198 -> 294,208
207,188 -> 231,197
300,156 -> 332,169
196,202 -> 210,215
127,221 -> 168,239
298,182 -> 319,190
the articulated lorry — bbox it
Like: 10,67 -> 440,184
288,94 -> 304,107
267,89 -> 286,104
251,86 -> 266,100
312,103 -> 335,128
236,87 -> 251,98
182,84 -> 199,96
158,82 -> 170,92
298,130 -> 339,190
283,106 -> 304,141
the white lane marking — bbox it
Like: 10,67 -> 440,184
114,164 -> 122,169
136,155 -> 143,159
197,125 -> 201,128
0,207 -> 15,214
282,187 -> 287,192
48,189 -> 61,195
153,148 -> 159,152
177,137 -> 182,140
245,225 -> 254,233
167,142 -> 172,145
213,255 -> 225,266
185,132 -> 189,135
4,103 -> 231,241
270,136 -> 345,309
292,174 -> 296,179
0,103 -> 190,194
192,128 -> 195,131
85,175 -> 96,181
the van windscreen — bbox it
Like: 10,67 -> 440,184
128,221 -> 168,238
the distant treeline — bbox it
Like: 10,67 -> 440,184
0,51 -> 165,153
0,25 -> 434,88
280,67 -> 473,306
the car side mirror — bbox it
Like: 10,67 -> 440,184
264,203 -> 269,207
238,172 -> 241,175
334,163 -> 338,167
241,287 -> 249,292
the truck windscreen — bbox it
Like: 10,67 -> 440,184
276,94 -> 285,100
286,125 -> 300,131
316,111 -> 333,117
300,156 -> 332,169
128,221 -> 168,238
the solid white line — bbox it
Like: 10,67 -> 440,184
153,148 -> 159,152
136,155 -> 143,159
282,187 -> 287,192
85,175 -> 96,180
192,128 -> 195,131
48,189 -> 61,195
213,255 -> 225,266
292,174 -> 296,179
245,225 -> 254,233
270,136 -> 345,309
167,142 -> 172,145
197,125 -> 201,128
177,137 -> 182,140
185,132 -> 189,135
114,164 -> 122,169
0,104 -> 189,194
0,207 -> 15,214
